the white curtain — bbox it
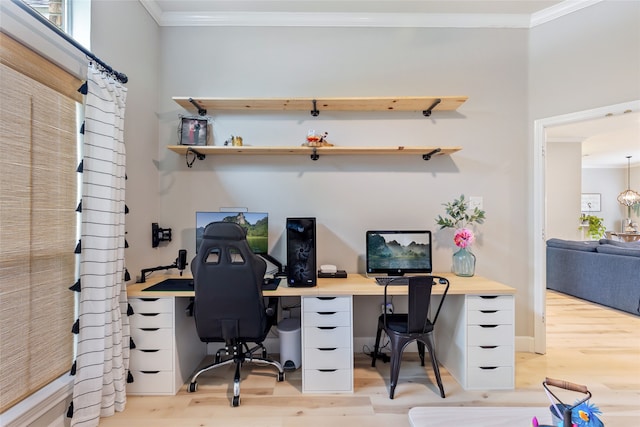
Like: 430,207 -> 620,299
71,64 -> 129,427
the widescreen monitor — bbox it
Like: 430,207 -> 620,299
195,211 -> 268,254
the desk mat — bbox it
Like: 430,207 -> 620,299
143,278 -> 194,292
143,278 -> 281,292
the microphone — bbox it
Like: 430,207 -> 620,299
176,249 -> 187,271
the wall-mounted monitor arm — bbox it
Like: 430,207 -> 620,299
138,250 -> 188,283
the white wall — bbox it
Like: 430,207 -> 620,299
154,25 -> 530,337
546,141 -> 582,240
86,1 -> 640,341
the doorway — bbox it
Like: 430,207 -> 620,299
532,100 -> 640,354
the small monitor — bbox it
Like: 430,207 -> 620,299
196,211 -> 268,254
366,230 -> 432,276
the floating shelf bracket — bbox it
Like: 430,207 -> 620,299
422,148 -> 441,161
310,147 -> 319,161
422,99 -> 442,117
185,146 -> 206,167
310,99 -> 319,117
188,98 -> 207,116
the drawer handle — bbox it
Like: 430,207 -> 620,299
140,371 -> 160,374
318,312 -> 336,315
480,310 -> 498,314
318,327 -> 336,330
140,313 -> 160,317
318,348 -> 337,351
317,297 -> 336,301
141,328 -> 160,332
479,367 -> 498,370
479,296 -> 498,299
140,349 -> 160,353
479,325 -> 498,328
480,346 -> 498,349
318,369 -> 337,372
140,298 -> 160,302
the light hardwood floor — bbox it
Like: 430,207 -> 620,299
100,291 -> 640,426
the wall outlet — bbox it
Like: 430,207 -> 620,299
469,196 -> 483,210
381,303 -> 393,315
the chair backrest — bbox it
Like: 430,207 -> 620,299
190,221 -> 267,343
384,275 -> 450,333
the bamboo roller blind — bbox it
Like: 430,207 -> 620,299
0,33 -> 80,413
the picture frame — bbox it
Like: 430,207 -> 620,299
581,193 -> 601,212
179,117 -> 208,146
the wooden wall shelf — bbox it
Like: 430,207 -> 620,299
173,96 -> 467,117
169,145 -> 460,162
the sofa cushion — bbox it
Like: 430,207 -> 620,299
596,244 -> 640,258
598,238 -> 640,248
546,238 -> 599,252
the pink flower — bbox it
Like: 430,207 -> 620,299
454,228 -> 474,248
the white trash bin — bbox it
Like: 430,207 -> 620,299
277,317 -> 301,371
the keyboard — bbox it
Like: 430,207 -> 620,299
375,277 -> 409,286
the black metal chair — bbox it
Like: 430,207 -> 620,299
372,275 -> 450,399
187,222 -> 284,406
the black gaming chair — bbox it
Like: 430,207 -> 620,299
187,222 -> 284,406
372,275 -> 449,399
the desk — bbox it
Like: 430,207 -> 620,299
127,273 -> 515,395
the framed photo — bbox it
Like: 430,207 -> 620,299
179,117 -> 208,146
581,193 -> 601,212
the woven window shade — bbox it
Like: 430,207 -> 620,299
0,36 -> 79,412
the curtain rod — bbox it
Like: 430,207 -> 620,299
11,0 -> 128,84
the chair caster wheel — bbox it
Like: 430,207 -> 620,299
187,382 -> 197,393
232,395 -> 240,407
278,372 -> 285,382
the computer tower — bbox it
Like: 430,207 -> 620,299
286,217 -> 316,287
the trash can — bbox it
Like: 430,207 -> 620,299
277,317 -> 301,371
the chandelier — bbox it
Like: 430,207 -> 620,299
617,156 -> 640,207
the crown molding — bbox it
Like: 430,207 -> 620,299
139,1 -> 602,29
530,0 -> 602,27
151,11 -> 531,28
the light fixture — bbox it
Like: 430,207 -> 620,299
617,156 -> 640,207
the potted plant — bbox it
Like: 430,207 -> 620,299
579,214 -> 606,240
435,195 -> 486,277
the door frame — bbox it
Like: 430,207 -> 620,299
532,99 -> 640,354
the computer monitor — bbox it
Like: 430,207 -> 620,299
195,211 -> 268,254
366,230 -> 432,276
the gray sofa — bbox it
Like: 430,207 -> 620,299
546,238 -> 640,316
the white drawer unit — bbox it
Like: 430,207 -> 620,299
127,296 -> 205,395
466,295 -> 514,390
302,296 -> 353,393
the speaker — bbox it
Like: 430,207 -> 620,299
286,217 -> 316,287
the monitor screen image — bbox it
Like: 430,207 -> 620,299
195,211 -> 268,254
366,230 -> 432,276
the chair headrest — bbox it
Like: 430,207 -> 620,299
203,222 -> 246,241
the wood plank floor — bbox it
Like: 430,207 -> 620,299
100,291 -> 640,426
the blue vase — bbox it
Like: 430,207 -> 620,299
452,247 -> 476,277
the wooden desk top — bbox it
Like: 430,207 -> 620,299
126,273 -> 515,298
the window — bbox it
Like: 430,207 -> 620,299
22,0 -> 68,31
0,32 -> 81,413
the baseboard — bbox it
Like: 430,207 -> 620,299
0,375 -> 73,427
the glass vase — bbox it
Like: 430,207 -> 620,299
452,247 -> 476,277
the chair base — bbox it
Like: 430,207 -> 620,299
372,321 -> 445,399
187,341 -> 284,406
